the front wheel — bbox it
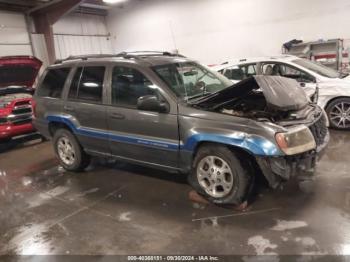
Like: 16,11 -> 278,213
326,98 -> 350,130
53,129 -> 90,171
188,145 -> 252,205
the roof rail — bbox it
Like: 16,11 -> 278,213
54,51 -> 185,64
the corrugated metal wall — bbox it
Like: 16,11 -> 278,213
0,11 -> 32,56
53,13 -> 112,59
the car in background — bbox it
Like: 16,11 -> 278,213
213,55 -> 350,130
0,56 -> 42,142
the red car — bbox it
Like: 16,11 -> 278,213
0,56 -> 42,141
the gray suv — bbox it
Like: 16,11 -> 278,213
33,52 -> 329,205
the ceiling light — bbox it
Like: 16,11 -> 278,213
103,0 -> 127,4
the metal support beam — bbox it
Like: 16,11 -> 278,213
30,0 -> 83,64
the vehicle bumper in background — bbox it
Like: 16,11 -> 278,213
0,122 -> 35,140
256,130 -> 330,189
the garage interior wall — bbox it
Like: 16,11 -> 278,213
107,0 -> 350,64
53,13 -> 113,60
0,11 -> 33,56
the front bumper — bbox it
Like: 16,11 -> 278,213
256,130 -> 330,188
0,122 -> 35,140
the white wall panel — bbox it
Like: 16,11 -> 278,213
52,13 -> 112,59
0,11 -> 32,56
106,0 -> 350,64
54,35 -> 112,59
53,13 -> 108,35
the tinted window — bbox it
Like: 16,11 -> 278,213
111,67 -> 157,107
68,66 -> 105,103
37,68 -> 70,98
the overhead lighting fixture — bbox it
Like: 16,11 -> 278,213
103,0 -> 127,4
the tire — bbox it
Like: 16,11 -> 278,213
326,97 -> 350,130
188,144 -> 252,205
53,129 -> 90,171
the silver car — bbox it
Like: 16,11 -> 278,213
214,55 -> 350,130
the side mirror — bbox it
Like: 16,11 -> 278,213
137,95 -> 169,113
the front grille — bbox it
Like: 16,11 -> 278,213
14,100 -> 31,107
12,107 -> 32,114
308,114 -> 328,147
12,119 -> 32,126
9,99 -> 33,126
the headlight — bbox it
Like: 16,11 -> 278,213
275,126 -> 316,155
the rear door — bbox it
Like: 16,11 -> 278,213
106,64 -> 179,168
63,64 -> 109,154
34,67 -> 71,136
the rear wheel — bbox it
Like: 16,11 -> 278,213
189,144 -> 252,205
326,98 -> 350,130
53,129 -> 90,171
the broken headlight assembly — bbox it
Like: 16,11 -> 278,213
275,126 -> 316,155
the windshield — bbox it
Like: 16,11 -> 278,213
153,62 -> 232,100
293,58 -> 341,78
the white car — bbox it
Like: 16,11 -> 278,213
213,55 -> 350,130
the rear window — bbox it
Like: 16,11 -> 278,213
37,68 -> 70,98
68,66 -> 105,103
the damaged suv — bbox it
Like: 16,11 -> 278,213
33,52 -> 329,204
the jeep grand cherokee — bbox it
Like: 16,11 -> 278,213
33,52 -> 329,204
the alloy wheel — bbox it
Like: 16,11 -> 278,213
57,136 -> 76,166
329,102 -> 350,129
196,156 -> 234,198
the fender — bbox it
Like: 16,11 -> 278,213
180,132 -> 283,156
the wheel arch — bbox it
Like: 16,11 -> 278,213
324,96 -> 350,111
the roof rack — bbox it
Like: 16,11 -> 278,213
54,51 -> 186,64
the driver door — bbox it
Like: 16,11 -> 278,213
106,65 -> 179,168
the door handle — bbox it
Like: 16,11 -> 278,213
110,113 -> 125,120
64,105 -> 75,112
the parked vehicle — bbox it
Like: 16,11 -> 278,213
213,55 -> 350,130
33,52 -> 328,204
0,56 -> 42,141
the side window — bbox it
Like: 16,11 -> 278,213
245,64 -> 257,76
111,66 -> 157,108
223,66 -> 245,81
37,68 -> 70,98
280,64 -> 315,83
223,63 -> 257,81
262,63 -> 314,83
68,66 -> 105,103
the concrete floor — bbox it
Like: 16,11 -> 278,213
0,130 -> 350,257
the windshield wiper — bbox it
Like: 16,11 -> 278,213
186,92 -> 212,101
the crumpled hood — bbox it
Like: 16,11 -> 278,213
194,75 -> 309,111
0,56 -> 42,88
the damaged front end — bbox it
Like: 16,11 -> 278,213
193,75 -> 329,188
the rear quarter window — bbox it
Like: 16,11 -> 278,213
37,68 -> 70,98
